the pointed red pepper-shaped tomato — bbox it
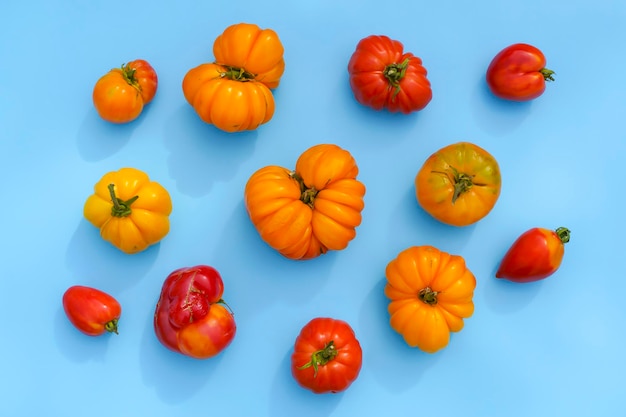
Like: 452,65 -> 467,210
496,227 -> 571,283
154,265 -> 236,359
486,43 -> 555,101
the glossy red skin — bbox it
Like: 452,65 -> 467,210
62,286 -> 121,336
348,35 -> 432,114
496,228 -> 567,283
128,59 -> 158,104
291,317 -> 363,394
154,265 -> 236,359
486,43 -> 552,101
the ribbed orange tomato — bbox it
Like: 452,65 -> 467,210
385,246 -> 476,353
244,144 -> 366,260
415,142 -> 501,227
213,22 -> 285,89
182,63 -> 275,133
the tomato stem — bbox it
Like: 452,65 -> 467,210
555,227 -> 571,244
540,68 -> 556,82
220,65 -> 256,82
121,63 -> 142,92
108,184 -> 139,217
105,318 -> 119,335
418,287 -> 439,305
383,58 -> 409,99
297,340 -> 338,378
432,166 -> 474,204
290,172 -> 319,208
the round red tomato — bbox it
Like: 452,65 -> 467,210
486,43 -> 554,101
348,35 -> 432,114
62,285 -> 122,336
92,59 -> 158,123
291,317 -> 362,394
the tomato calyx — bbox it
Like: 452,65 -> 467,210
555,227 -> 571,244
418,287 -> 439,305
120,63 -> 142,92
540,68 -> 556,82
219,65 -> 256,82
297,340 -> 338,377
383,58 -> 409,99
108,183 -> 139,217
290,172 -> 319,208
105,318 -> 119,334
433,166 -> 484,204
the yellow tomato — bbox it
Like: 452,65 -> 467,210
83,168 -> 172,254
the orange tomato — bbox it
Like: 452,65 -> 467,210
385,245 -> 476,353
244,144 -> 366,260
92,59 -> 158,123
415,142 -> 501,226
212,22 -> 285,89
182,63 -> 275,132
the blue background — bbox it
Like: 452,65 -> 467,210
1,1 -> 624,416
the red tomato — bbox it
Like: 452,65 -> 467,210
154,265 -> 236,359
92,59 -> 158,123
62,286 -> 122,336
291,317 -> 363,394
486,43 -> 555,101
496,227 -> 571,283
348,35 -> 432,114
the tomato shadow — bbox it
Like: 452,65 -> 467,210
138,311 -> 224,404
210,200 -> 337,325
358,278 -> 441,393
52,304 -> 112,363
75,109 -> 144,162
268,346 -> 343,416
387,184 -> 476,255
64,219 -> 159,294
163,105 -> 257,198
471,78 -> 533,136
481,267 -> 544,315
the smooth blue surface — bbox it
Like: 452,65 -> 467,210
1,1 -> 624,416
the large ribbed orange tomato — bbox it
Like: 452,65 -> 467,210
213,22 -> 285,89
385,246 -> 476,353
244,144 -> 366,260
182,63 -> 275,133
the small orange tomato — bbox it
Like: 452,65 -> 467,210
385,246 -> 476,353
182,63 -> 275,133
415,142 -> 501,227
92,59 -> 158,123
212,22 -> 285,89
244,144 -> 366,260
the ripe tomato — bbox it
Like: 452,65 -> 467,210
154,265 -> 236,359
496,227 -> 571,283
62,286 -> 121,336
486,43 -> 554,101
291,317 -> 363,394
415,142 -> 501,226
348,35 -> 432,114
92,59 -> 158,123
385,246 -> 476,353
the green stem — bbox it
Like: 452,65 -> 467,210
418,287 -> 439,305
297,341 -> 338,377
383,58 -> 409,99
108,184 -> 139,218
290,172 -> 319,208
220,65 -> 256,82
540,68 -> 555,82
104,319 -> 119,335
432,166 -> 475,204
555,227 -> 571,244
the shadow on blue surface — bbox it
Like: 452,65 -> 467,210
65,219 -> 159,293
471,78 -> 533,136
76,109 -> 145,162
53,305 -> 113,363
164,106 -> 258,198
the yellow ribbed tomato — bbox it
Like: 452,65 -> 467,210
212,22 -> 285,89
182,63 -> 275,133
385,246 -> 476,353
83,168 -> 172,254
244,144 -> 366,260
